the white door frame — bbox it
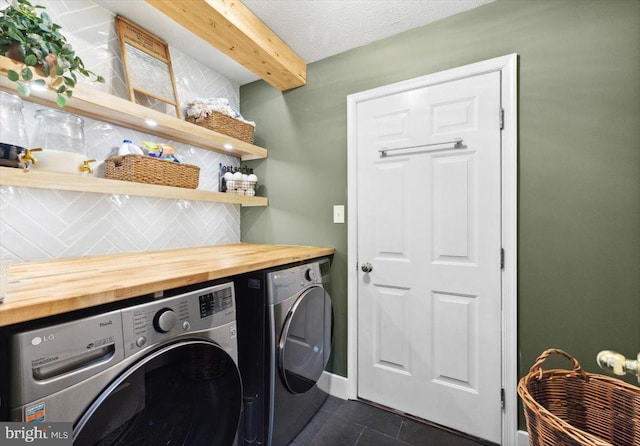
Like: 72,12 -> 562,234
346,54 -> 518,445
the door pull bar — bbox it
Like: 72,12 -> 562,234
379,138 -> 464,158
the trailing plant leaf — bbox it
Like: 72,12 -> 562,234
6,26 -> 24,42
21,66 -> 32,80
41,12 -> 52,27
7,69 -> 19,81
56,93 -> 66,107
23,54 -> 36,65
50,76 -> 63,88
16,81 -> 29,96
48,42 -> 60,54
26,33 -> 43,44
31,47 -> 42,59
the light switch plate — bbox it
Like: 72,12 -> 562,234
333,205 -> 345,224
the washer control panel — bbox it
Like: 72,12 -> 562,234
198,286 -> 234,319
121,282 -> 235,358
267,260 -> 330,305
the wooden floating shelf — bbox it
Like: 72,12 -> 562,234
0,55 -> 267,161
0,167 -> 268,207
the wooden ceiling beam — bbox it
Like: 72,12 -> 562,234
145,0 -> 307,91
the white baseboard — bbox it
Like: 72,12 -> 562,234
318,371 -> 349,400
517,430 -> 529,446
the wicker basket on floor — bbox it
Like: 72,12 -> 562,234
186,112 -> 254,143
105,155 -> 199,189
518,349 -> 640,446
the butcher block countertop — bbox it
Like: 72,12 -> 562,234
0,243 -> 334,327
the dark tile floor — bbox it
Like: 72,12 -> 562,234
289,396 -> 497,446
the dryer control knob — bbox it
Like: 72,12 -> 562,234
305,268 -> 317,282
153,308 -> 177,333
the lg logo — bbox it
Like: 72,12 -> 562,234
31,333 -> 55,345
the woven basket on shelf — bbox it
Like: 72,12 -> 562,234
186,111 -> 254,143
518,349 -> 640,446
105,155 -> 199,189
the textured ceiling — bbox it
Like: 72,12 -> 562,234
241,0 -> 495,64
93,0 -> 495,86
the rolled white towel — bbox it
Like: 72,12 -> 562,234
185,98 -> 256,127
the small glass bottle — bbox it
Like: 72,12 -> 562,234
0,91 -> 28,148
32,109 -> 86,155
0,91 -> 29,167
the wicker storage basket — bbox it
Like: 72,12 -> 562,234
518,349 -> 640,446
186,112 -> 254,143
105,155 -> 199,189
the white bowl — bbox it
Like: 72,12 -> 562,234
32,150 -> 94,176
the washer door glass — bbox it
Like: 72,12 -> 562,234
74,340 -> 241,446
278,286 -> 332,394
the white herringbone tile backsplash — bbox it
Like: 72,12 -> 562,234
0,0 -> 246,262
1,188 -> 240,261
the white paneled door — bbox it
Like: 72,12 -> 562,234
356,71 -> 502,443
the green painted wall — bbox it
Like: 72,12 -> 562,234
240,0 -> 640,405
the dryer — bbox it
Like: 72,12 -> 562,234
235,258 -> 332,446
9,281 -> 242,446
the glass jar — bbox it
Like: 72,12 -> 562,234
0,91 -> 28,148
32,109 -> 86,155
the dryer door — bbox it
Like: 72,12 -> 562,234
74,340 -> 241,446
278,285 -> 333,394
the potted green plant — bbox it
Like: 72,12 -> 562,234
0,0 -> 105,106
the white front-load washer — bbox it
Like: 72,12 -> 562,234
9,281 -> 242,446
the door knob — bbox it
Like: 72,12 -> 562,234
361,262 -> 373,273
